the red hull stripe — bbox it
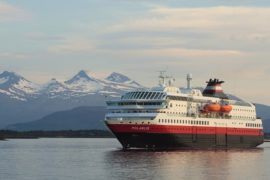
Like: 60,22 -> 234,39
107,124 -> 263,136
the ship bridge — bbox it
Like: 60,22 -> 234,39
105,90 -> 169,121
106,91 -> 167,110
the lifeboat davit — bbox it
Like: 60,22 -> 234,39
204,103 -> 221,112
220,105 -> 232,113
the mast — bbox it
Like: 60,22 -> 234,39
186,73 -> 192,89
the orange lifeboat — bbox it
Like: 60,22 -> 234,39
204,103 -> 221,112
220,105 -> 232,113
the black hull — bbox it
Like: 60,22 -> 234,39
113,133 -> 264,149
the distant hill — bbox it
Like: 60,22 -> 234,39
6,106 -> 107,131
254,104 -> 270,132
254,103 -> 270,119
263,119 -> 270,133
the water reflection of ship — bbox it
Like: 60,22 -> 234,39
104,148 -> 263,180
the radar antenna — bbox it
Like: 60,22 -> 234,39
158,71 -> 174,87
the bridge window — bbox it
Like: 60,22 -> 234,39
157,93 -> 163,99
149,92 -> 156,99
153,92 -> 158,99
139,92 -> 145,99
146,92 -> 152,99
127,92 -> 133,99
136,92 -> 143,99
161,94 -> 166,99
129,92 -> 136,99
131,92 -> 138,99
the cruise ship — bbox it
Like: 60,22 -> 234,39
104,73 -> 264,149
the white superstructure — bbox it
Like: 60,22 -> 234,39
106,74 -> 262,129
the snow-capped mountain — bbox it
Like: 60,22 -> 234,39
105,72 -> 141,87
65,70 -> 102,94
0,71 -> 40,101
0,70 -> 142,101
65,70 -> 98,84
93,72 -> 141,97
40,78 -> 70,98
106,72 -> 131,83
43,78 -> 67,93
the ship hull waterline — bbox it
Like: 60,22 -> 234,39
112,132 -> 263,149
106,124 -> 264,149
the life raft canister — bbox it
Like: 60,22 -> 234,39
220,104 -> 232,113
204,103 -> 221,112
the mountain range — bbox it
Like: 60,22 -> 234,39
0,70 -> 142,128
0,70 -> 141,101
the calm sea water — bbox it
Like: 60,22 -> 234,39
0,138 -> 269,180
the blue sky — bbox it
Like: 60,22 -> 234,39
0,0 -> 270,104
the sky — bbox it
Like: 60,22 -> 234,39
0,0 -> 270,104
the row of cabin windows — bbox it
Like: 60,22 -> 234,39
111,110 -> 187,114
117,102 -> 163,106
171,103 -> 187,108
106,117 -> 153,121
167,96 -> 211,104
110,110 -> 187,115
167,96 -> 188,101
111,110 -> 160,113
122,92 -> 166,100
233,108 -> 255,112
158,119 -> 209,125
232,115 -> 255,120
157,119 -> 261,128
167,111 -> 186,115
246,123 -> 261,127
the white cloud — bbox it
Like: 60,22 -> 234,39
103,6 -> 270,54
109,6 -> 270,32
0,2 -> 30,21
102,47 -> 245,58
